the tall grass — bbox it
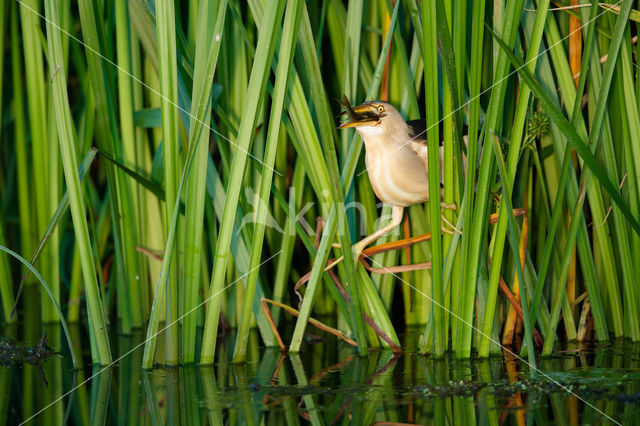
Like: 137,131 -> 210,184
18,0 -> 60,323
1,0 -> 640,366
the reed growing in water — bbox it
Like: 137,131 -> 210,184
0,0 -> 639,367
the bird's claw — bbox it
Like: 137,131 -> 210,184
441,214 -> 462,235
330,241 -> 364,259
351,242 -> 366,263
440,203 -> 462,235
440,202 -> 457,210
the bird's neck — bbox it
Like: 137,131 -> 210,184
359,127 -> 425,172
356,125 -> 408,149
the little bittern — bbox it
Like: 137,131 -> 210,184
338,98 -> 456,261
298,100 -> 537,344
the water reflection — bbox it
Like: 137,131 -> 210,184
1,325 -> 639,425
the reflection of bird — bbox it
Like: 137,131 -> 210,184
338,98 -> 457,260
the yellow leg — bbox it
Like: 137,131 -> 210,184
325,205 -> 404,271
352,205 -> 404,261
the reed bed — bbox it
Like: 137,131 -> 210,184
0,0 -> 639,367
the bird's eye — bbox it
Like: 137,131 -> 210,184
377,105 -> 384,113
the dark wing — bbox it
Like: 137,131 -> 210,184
406,119 -> 447,147
406,119 -> 427,143
406,120 -> 430,172
406,119 -> 445,189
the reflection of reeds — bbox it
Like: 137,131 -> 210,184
2,0 -> 640,373
7,327 -> 640,424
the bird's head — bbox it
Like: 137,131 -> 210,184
338,98 -> 404,138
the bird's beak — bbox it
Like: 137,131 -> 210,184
338,102 -> 380,129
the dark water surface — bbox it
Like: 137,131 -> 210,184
1,321 -> 640,425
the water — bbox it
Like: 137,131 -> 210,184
1,322 -> 640,425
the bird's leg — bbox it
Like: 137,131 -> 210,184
326,205 -> 405,268
439,201 -> 461,235
352,205 -> 404,262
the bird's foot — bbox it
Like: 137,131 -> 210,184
322,241 -> 366,271
440,211 -> 462,235
441,224 -> 461,235
330,241 -> 365,254
351,241 -> 367,263
440,201 -> 457,210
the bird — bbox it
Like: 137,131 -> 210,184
337,97 -> 461,262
